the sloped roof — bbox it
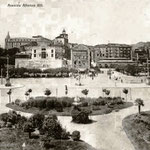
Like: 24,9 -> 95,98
72,44 -> 89,51
95,43 -> 131,48
20,41 -> 38,47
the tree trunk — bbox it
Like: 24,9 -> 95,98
29,131 -> 31,138
138,105 -> 141,114
9,95 -> 11,103
126,94 -> 127,102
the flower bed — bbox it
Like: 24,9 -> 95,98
6,96 -> 133,116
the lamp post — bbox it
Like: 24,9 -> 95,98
1,67 -> 3,85
5,53 -> 11,87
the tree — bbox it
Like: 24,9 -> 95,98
71,131 -> 80,141
44,89 -> 51,97
42,114 -> 63,139
25,91 -> 29,100
29,113 -> 45,130
27,89 -> 32,98
123,88 -> 128,101
105,90 -> 110,97
81,89 -> 89,98
23,121 -> 35,138
135,98 -> 144,114
102,88 -> 106,97
7,89 -> 12,103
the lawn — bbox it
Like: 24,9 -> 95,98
122,111 -> 150,150
0,128 -> 96,150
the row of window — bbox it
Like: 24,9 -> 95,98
99,47 -> 131,50
97,53 -> 130,56
7,39 -> 33,42
74,60 -> 86,66
33,49 -> 54,58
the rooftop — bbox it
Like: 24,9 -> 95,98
72,44 -> 89,51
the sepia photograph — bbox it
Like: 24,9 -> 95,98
0,0 -> 150,150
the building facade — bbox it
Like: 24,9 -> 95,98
15,44 -> 65,69
71,44 -> 90,70
5,32 -> 36,49
54,29 -> 68,46
91,43 -> 133,67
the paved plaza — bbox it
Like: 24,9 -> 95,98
0,71 -> 150,150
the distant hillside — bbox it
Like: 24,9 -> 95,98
132,42 -> 150,50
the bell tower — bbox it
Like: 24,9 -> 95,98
5,31 -> 11,49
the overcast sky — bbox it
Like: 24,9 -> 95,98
0,0 -> 150,47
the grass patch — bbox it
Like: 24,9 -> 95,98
0,128 -> 96,150
123,111 -> 150,150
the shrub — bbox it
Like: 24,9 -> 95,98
46,98 -> 56,110
15,99 -> 21,105
71,107 -> 91,124
37,99 -> 47,110
16,116 -> 27,129
71,131 -> 80,141
54,101 -> 63,112
40,135 -> 54,149
81,102 -> 88,107
0,111 -> 17,125
61,129 -> 70,139
0,120 -> 5,128
61,98 -> 72,107
6,122 -> 13,128
3,111 -> 20,125
92,105 -> 101,111
0,113 -> 9,123
104,108 -> 112,114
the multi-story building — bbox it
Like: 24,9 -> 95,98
71,44 -> 90,70
91,43 -> 134,67
5,32 -> 36,49
15,43 -> 65,69
14,31 -> 68,69
132,47 -> 149,63
54,29 -> 68,46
